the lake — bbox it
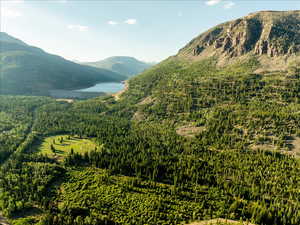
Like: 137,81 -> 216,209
77,82 -> 125,93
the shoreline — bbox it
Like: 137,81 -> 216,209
113,80 -> 129,100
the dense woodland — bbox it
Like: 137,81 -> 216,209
1,58 -> 300,225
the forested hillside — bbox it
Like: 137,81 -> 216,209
0,33 -> 126,96
1,10 -> 300,225
1,71 -> 300,224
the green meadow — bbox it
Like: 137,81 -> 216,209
37,135 -> 99,161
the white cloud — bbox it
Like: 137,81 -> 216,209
107,20 -> 119,25
107,19 -> 137,26
7,0 -> 24,4
124,19 -> 137,25
2,7 -> 22,18
57,0 -> 67,3
178,12 -> 183,17
224,1 -> 235,9
205,0 -> 222,6
67,24 -> 88,32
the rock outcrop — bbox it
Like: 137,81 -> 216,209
178,11 -> 300,60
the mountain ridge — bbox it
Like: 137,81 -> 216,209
0,32 -> 126,96
177,10 -> 300,71
0,32 -> 27,46
83,56 -> 155,77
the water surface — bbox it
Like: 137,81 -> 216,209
77,82 -> 124,93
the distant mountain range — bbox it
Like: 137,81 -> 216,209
83,56 -> 155,78
0,32 -> 126,96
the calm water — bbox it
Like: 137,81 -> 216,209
77,82 -> 125,93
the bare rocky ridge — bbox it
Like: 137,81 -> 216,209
177,10 -> 300,70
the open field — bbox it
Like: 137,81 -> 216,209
37,135 -> 99,161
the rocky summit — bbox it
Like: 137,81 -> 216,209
178,10 -> 300,70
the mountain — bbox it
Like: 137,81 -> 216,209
0,32 -> 27,46
124,10 -> 300,100
0,32 -> 126,96
177,10 -> 300,71
83,56 -> 155,77
96,12 -> 300,223
120,10 -> 300,140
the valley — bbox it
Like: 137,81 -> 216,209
0,9 -> 300,225
0,34 -> 148,97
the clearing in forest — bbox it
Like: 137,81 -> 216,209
187,218 -> 255,225
37,135 -> 99,161
176,125 -> 205,137
285,137 -> 300,158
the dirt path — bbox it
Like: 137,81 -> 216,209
113,81 -> 128,100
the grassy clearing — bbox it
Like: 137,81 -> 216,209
37,135 -> 99,161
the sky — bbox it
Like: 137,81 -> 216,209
1,0 -> 299,62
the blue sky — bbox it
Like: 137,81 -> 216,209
1,0 -> 299,62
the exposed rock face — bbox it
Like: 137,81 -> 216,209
179,10 -> 300,59
211,18 -> 263,57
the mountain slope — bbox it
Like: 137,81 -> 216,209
0,32 -> 27,46
83,56 -> 154,77
123,10 -> 300,103
177,10 -> 300,71
118,10 -> 300,152
0,33 -> 126,95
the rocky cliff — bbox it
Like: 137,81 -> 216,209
178,11 -> 300,70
